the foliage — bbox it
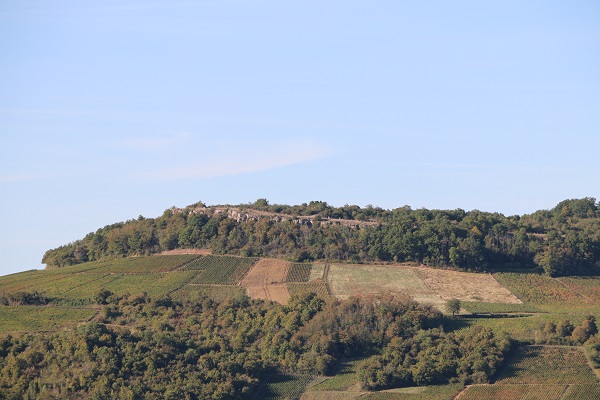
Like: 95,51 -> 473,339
357,325 -> 511,390
0,293 -> 495,399
42,198 -> 600,277
445,299 -> 461,316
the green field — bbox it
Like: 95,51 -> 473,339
288,281 -> 332,301
182,255 -> 258,284
309,359 -> 363,391
494,346 -> 599,385
0,306 -> 96,332
457,345 -> 600,400
461,301 -> 542,314
254,374 -> 315,400
287,263 -> 313,282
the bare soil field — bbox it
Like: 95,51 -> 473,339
241,258 -> 291,305
414,267 -> 522,304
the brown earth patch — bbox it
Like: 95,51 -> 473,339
240,259 -> 291,305
414,267 -> 522,304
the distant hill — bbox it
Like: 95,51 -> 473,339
42,198 -> 600,277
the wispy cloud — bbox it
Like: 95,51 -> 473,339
152,138 -> 332,180
119,132 -> 192,151
0,175 -> 31,184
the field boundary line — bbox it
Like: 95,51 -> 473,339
174,255 -> 203,272
165,271 -> 200,295
555,277 -> 594,303
61,272 -> 112,296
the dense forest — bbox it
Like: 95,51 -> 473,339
43,198 -> 600,277
0,293 -> 510,399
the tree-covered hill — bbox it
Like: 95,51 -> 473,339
42,198 -> 600,277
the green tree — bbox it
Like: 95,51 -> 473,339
445,298 -> 461,316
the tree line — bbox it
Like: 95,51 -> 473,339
42,198 -> 600,277
0,292 -> 509,399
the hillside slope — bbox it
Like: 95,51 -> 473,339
42,198 -> 600,277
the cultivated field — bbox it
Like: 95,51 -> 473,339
494,346 -> 599,385
326,263 -> 525,311
182,255 -> 258,284
457,345 -> 600,400
0,306 -> 95,332
288,282 -> 332,302
494,273 -> 583,304
557,276 -> 600,302
326,264 -> 446,308
241,258 -> 291,305
415,268 -> 521,304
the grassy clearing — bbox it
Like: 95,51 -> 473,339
309,264 -> 326,281
415,268 -> 521,304
309,359 -> 363,391
495,346 -> 599,385
461,302 -> 542,314
0,306 -> 96,332
448,314 -> 594,341
327,264 -> 444,308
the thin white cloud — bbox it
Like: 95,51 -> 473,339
0,175 -> 31,184
120,132 -> 192,151
152,138 -> 332,180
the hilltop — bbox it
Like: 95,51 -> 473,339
42,197 -> 600,277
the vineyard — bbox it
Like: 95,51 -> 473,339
286,263 -> 313,282
287,282 -> 331,302
182,255 -> 258,285
457,345 -> 600,399
0,306 -> 95,332
255,374 -> 315,400
493,273 -> 583,304
58,254 -> 200,274
1,253 -> 600,398
557,276 -> 600,302
495,346 -> 599,385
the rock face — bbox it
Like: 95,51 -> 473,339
185,206 -> 378,229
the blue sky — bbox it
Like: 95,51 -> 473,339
1,1 -> 599,276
